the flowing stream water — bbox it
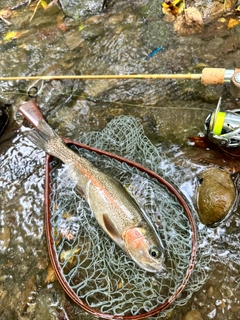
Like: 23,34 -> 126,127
1,0 -> 240,319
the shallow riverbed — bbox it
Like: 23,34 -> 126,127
1,0 -> 240,319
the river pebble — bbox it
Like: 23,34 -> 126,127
196,167 -> 236,226
183,309 -> 203,320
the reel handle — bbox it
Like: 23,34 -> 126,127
230,70 -> 240,98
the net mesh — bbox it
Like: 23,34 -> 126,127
48,116 -> 210,317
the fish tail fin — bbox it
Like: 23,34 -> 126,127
27,119 -> 70,162
27,130 -> 50,151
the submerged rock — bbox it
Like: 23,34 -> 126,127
184,309 -> 203,320
59,0 -> 103,18
196,167 -> 236,226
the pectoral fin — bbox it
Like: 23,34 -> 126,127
103,214 -> 124,247
75,185 -> 85,198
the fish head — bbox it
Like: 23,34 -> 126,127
123,226 -> 165,274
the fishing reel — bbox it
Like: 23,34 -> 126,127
205,97 -> 240,148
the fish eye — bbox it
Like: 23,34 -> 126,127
149,246 -> 161,258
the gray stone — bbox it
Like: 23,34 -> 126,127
59,0 -> 103,19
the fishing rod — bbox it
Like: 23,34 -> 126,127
0,67 -> 237,83
1,67 -> 240,96
3,67 -> 240,148
0,73 -> 201,81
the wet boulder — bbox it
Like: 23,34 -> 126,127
59,0 -> 103,18
196,167 -> 236,226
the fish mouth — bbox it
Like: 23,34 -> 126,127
127,248 -> 166,273
135,258 -> 166,274
146,264 -> 166,274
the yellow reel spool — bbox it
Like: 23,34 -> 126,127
212,111 -> 226,135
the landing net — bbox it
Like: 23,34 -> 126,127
48,116 -> 210,318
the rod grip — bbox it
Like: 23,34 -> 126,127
201,68 -> 225,85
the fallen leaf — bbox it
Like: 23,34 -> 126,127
60,247 -> 81,264
118,281 -> 123,289
188,136 -> 213,148
217,17 -> 226,23
30,0 -> 48,11
236,5 -> 240,13
57,22 -> 68,32
162,0 -> 184,17
227,18 -> 240,30
3,31 -> 22,42
60,227 -> 75,240
79,23 -> 84,31
56,15 -> 68,32
224,0 -> 237,11
43,264 -> 57,284
0,8 -> 12,19
41,1 -> 48,9
174,7 -> 204,35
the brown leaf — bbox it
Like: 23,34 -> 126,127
0,8 -> 12,19
227,18 -> 240,30
43,264 -> 57,284
224,0 -> 237,11
188,136 -> 214,148
57,22 -> 68,32
174,7 -> 204,35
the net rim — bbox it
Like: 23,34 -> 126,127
45,138 -> 197,320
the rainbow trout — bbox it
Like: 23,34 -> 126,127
23,107 -> 165,273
